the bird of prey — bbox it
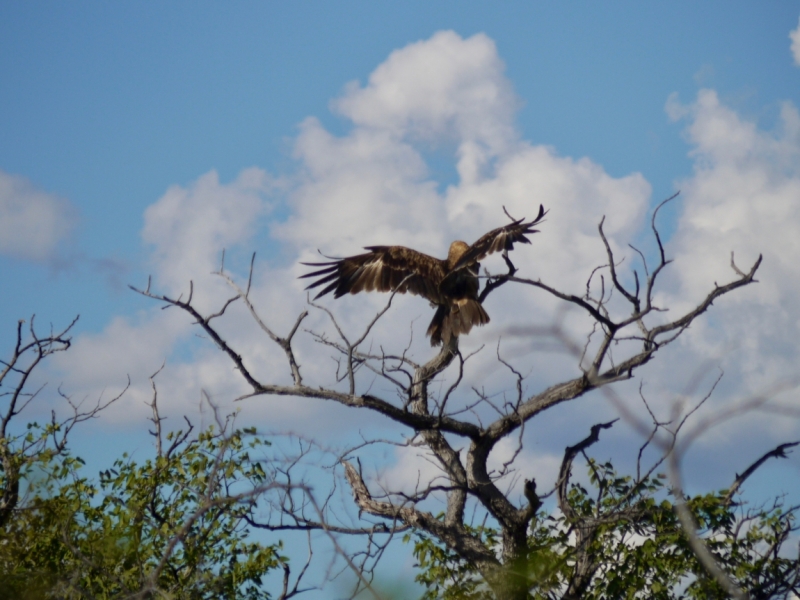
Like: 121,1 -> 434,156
300,205 -> 546,346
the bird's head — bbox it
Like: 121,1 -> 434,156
447,240 -> 469,269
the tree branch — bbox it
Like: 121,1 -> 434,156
724,441 -> 800,506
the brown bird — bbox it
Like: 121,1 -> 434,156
300,205 -> 546,346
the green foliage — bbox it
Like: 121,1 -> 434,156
409,461 -> 799,599
408,519 -> 498,599
0,421 -> 283,599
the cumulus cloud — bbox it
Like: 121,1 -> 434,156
279,117 -> 444,255
333,31 -> 517,157
49,310 -> 190,419
142,167 -> 274,296
665,90 -> 800,373
42,168 -> 278,424
0,170 -> 77,261
644,89 -> 800,481
51,31 -> 657,432
282,31 -> 649,287
791,16 -> 800,66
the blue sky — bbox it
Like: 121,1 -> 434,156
3,3 -> 798,332
3,2 -> 800,595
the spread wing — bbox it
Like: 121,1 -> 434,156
452,204 -> 547,272
300,246 -> 448,302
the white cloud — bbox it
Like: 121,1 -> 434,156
38,168 -> 279,425
652,89 -> 800,458
332,31 -> 518,162
278,118 -> 444,256
49,310 -> 190,420
142,167 -> 274,298
0,170 -> 77,261
46,32 -> 659,450
791,16 -> 800,66
443,144 -> 650,291
666,91 -> 800,312
377,444 -> 453,498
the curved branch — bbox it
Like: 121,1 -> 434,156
556,420 -> 618,520
724,441 -> 800,506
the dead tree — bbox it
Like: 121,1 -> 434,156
133,195 -> 780,599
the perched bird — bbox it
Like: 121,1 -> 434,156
300,205 -> 546,346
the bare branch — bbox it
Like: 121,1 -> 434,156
556,420 -> 618,519
130,282 -> 267,392
598,216 -> 639,310
215,266 -> 308,385
724,441 -> 800,506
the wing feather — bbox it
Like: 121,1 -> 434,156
452,204 -> 547,271
300,246 -> 448,302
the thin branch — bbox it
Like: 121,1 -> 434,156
724,441 -> 800,506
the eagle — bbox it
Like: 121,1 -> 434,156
300,205 -> 546,346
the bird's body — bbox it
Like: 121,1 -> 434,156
300,205 -> 546,346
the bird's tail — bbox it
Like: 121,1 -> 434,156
427,299 -> 490,347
